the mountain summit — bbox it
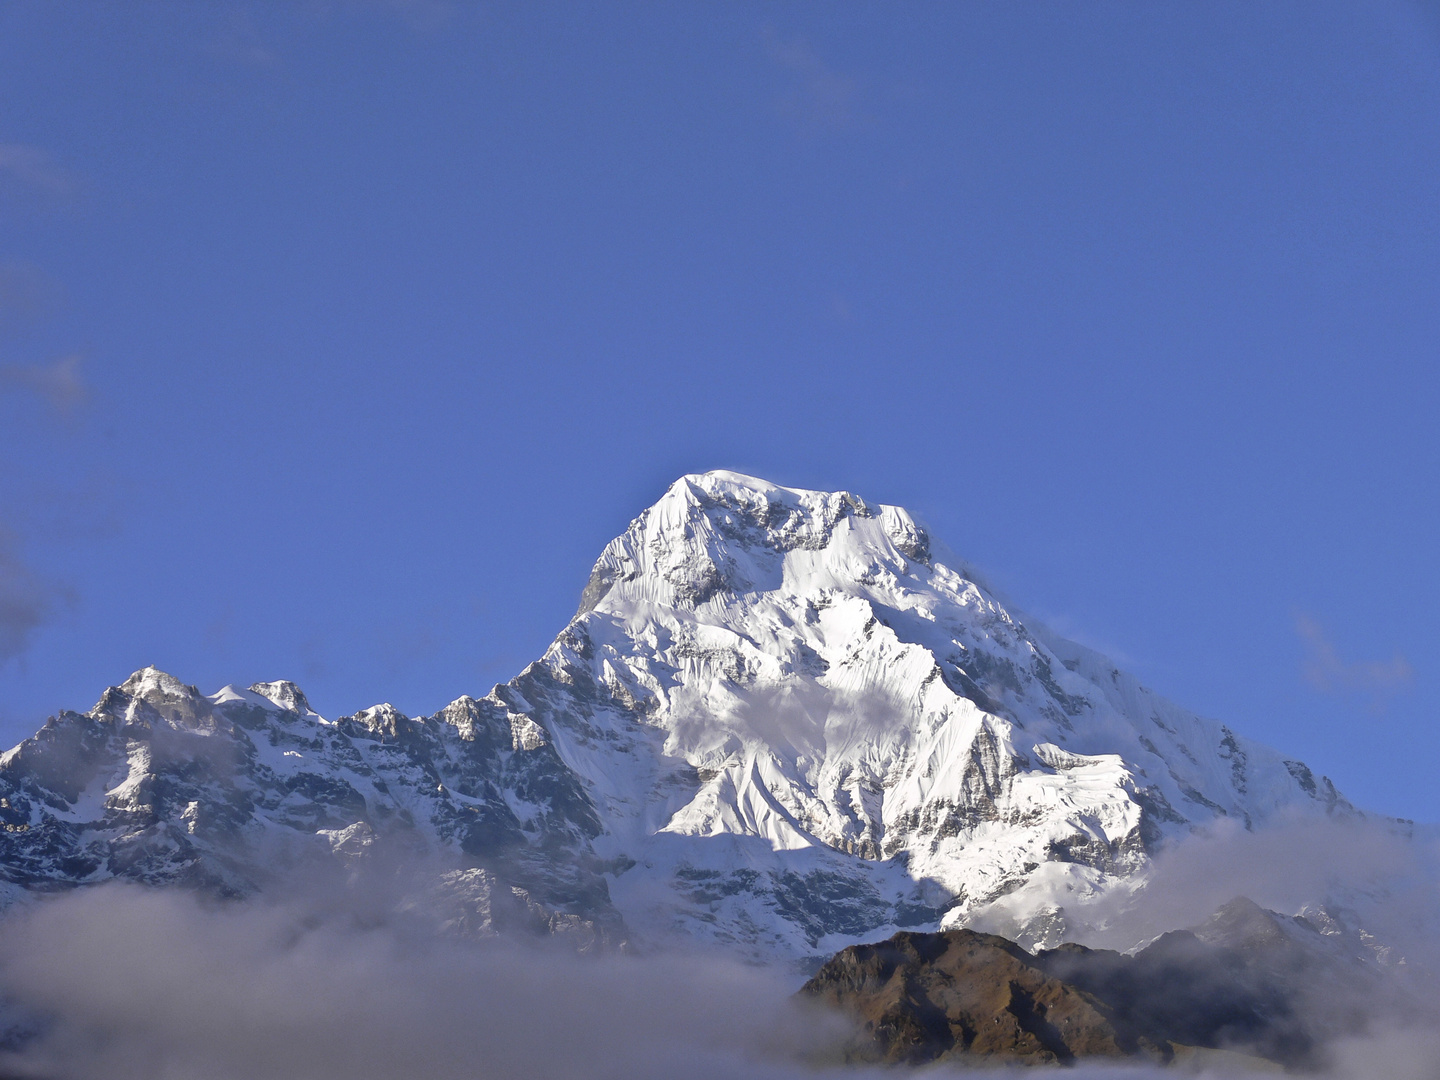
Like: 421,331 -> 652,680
0,472 -> 1352,956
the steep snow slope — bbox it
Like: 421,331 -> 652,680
512,472 -> 1350,953
0,472 -> 1354,957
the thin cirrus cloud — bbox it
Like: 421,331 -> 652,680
0,263 -> 62,327
1295,613 -> 1415,711
0,143 -> 77,196
0,354 -> 87,414
761,28 -> 864,133
209,0 -> 458,67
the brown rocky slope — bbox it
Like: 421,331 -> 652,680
798,898 -> 1381,1069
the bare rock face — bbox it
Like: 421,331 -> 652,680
801,929 -> 1137,1065
800,900 -> 1379,1069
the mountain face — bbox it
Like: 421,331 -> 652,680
0,667 -> 626,947
0,472 -> 1353,958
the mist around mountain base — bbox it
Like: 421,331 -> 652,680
1,875 -> 1438,1080
1,869 -> 1438,1080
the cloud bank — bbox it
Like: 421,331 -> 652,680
0,886 -> 851,1080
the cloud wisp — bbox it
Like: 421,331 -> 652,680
0,531 -> 67,667
1296,614 -> 1414,711
0,144 -> 77,197
0,264 -> 62,330
762,28 -> 863,134
1074,813 -> 1435,955
0,356 -> 90,664
0,354 -> 87,414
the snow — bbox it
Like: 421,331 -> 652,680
528,471 -> 1353,951
209,685 -> 281,710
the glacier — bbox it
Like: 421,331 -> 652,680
0,471 -> 1357,959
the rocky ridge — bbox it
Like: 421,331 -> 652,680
800,897 -> 1384,1069
0,667 -> 624,947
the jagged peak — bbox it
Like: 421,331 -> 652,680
247,680 -> 311,714
439,695 -> 482,721
438,695 -> 486,736
100,667 -> 219,730
666,472 -> 931,561
663,470 -> 873,518
347,703 -> 408,737
576,472 -> 934,615
672,469 -> 845,502
117,666 -> 202,704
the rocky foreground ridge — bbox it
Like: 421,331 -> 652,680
0,472 -> 1361,958
801,897 -> 1385,1070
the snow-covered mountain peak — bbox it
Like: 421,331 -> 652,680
347,703 -> 409,737
102,667 -> 219,731
578,471 -> 934,619
117,665 -> 199,705
535,473 -> 1356,952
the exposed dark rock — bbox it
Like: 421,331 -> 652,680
801,929 -> 1141,1066
800,898 -> 1381,1070
0,667 -> 625,948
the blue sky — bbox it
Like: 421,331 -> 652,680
0,2 -> 1436,820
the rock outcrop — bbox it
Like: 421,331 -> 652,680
800,897 -> 1385,1069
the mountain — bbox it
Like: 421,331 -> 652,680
0,472 -> 1355,958
0,667 -> 626,948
